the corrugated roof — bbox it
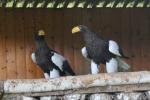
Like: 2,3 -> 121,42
0,0 -> 150,8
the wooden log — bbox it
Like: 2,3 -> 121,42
22,96 -> 38,100
90,94 -> 112,100
40,96 -> 59,100
2,95 -> 22,100
1,71 -> 150,97
116,92 -> 147,100
145,91 -> 150,100
64,94 -> 86,100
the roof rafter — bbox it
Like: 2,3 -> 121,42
33,0 -> 40,8
53,0 -> 62,8
133,0 -> 139,7
0,0 -> 149,8
83,0 -> 91,8
113,0 -> 121,8
73,0 -> 80,8
43,0 -> 51,8
2,0 -> 7,7
23,0 -> 29,8
143,0 -> 149,7
123,0 -> 130,8
92,0 -> 100,8
103,0 -> 111,7
13,0 -> 19,8
63,0 -> 71,8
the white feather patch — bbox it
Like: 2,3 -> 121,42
31,52 -> 37,64
109,40 -> 121,56
81,47 -> 91,62
91,60 -> 99,74
106,58 -> 118,73
50,69 -> 60,78
81,47 -> 88,58
44,73 -> 50,79
51,53 -> 65,71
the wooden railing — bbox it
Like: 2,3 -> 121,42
1,71 -> 150,100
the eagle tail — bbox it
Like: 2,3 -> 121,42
116,57 -> 131,72
63,60 -> 75,76
122,56 -> 129,59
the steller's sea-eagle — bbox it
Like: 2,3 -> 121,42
31,30 -> 75,79
72,25 -> 130,74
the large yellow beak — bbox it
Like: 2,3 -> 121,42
38,30 -> 45,36
72,26 -> 80,34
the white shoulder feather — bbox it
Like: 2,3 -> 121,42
31,52 -> 37,64
51,52 -> 65,71
81,47 -> 88,58
109,40 -> 121,56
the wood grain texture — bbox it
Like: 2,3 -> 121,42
33,9 -> 44,79
0,9 -> 7,79
5,10 -> 17,79
63,10 -> 75,75
0,9 -> 149,79
3,71 -> 150,94
15,10 -> 26,79
23,10 -> 36,79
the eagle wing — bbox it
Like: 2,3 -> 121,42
108,40 -> 121,56
51,51 -> 75,75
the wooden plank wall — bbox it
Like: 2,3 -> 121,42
0,9 -> 149,79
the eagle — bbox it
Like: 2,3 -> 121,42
31,30 -> 75,79
72,25 -> 130,74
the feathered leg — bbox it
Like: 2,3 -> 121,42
106,58 -> 118,73
50,69 -> 60,78
44,73 -> 50,79
91,60 -> 99,74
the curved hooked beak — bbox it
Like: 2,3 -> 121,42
72,26 -> 80,34
38,30 -> 45,36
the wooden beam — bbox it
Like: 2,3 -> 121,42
8,83 -> 150,97
3,71 -> 150,95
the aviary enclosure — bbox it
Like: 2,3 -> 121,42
0,9 -> 150,79
0,0 -> 150,100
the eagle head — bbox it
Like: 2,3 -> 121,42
34,30 -> 45,41
72,25 -> 88,34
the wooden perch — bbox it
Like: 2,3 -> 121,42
2,71 -> 150,97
